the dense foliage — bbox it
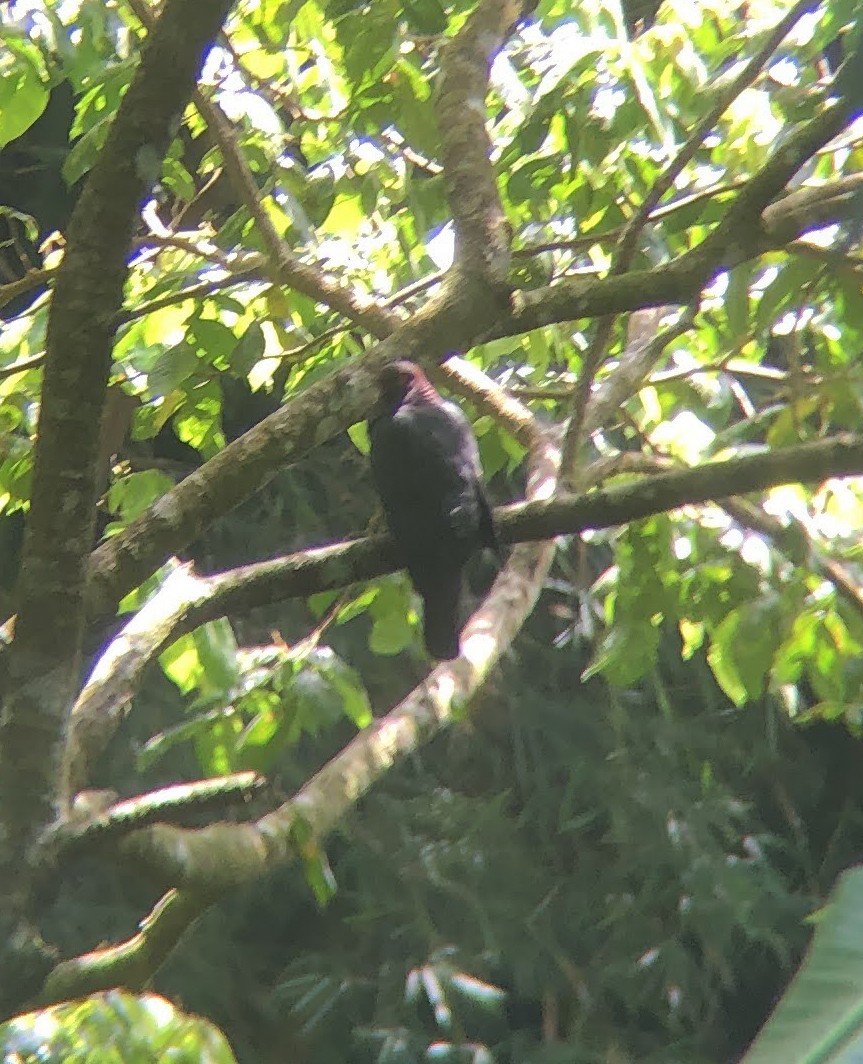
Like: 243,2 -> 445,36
0,0 -> 862,1060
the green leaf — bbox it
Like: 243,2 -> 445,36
707,598 -> 786,706
159,633 -> 203,695
743,866 -> 863,1063
0,63 -> 48,147
148,342 -> 201,395
193,619 -> 240,692
0,992 -> 238,1063
192,318 -> 239,364
402,0 -> 447,35
193,714 -> 243,776
341,1 -> 397,89
106,469 -> 174,524
0,206 -> 38,245
236,697 -> 282,751
584,619 -> 660,686
230,321 -> 266,376
347,421 -> 370,454
725,263 -> 752,345
63,114 -> 113,185
173,380 -> 226,458
322,656 -> 373,728
291,816 -> 337,905
137,707 -> 230,772
369,579 -> 415,656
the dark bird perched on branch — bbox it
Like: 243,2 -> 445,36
369,360 -> 499,660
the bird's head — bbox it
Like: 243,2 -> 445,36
377,360 -> 439,411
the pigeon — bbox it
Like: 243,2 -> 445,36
369,360 -> 498,659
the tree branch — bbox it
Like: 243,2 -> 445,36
436,0 -> 523,282
498,169 -> 863,336
702,97 -> 858,259
0,0 -> 236,865
49,774 -> 266,858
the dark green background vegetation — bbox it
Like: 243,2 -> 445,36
1,0 -> 862,1060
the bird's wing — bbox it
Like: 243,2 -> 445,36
369,398 -> 494,553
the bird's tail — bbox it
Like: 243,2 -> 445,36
421,578 -> 462,660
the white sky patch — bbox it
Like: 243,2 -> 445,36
702,270 -> 728,308
201,45 -> 231,86
769,57 -> 799,86
739,532 -> 771,570
764,484 -> 809,524
220,90 -> 282,135
753,264 -> 780,293
761,478 -> 863,545
592,85 -> 625,123
6,0 -> 80,23
673,535 -> 692,561
352,139 -> 386,167
667,349 -> 723,402
491,53 -> 531,123
650,411 -> 715,463
718,525 -> 770,572
775,308 -> 813,332
799,224 -> 842,250
427,223 -> 455,271
142,994 -> 180,1027
32,1009 -> 61,1038
788,10 -> 820,46
730,88 -> 783,146
811,477 -> 863,539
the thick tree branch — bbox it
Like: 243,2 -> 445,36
0,0 -> 236,864
42,890 -> 210,1001
498,169 -> 863,337
436,0 -> 522,282
501,434 -> 863,542
762,173 -> 863,244
49,774 -> 266,858
440,355 -> 540,449
701,97 -> 858,261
